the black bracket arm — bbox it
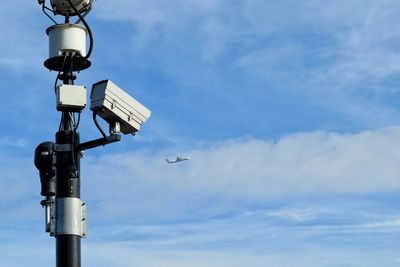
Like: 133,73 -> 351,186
77,133 -> 121,151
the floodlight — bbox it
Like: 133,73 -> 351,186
90,80 -> 152,135
50,0 -> 92,16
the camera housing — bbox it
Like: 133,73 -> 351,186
90,80 -> 151,135
34,142 -> 56,197
50,0 -> 92,16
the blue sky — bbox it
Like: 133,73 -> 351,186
1,0 -> 400,266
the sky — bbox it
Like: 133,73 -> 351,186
0,0 -> 400,266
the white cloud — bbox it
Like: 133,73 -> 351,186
2,127 -> 400,267
75,126 -> 400,225
84,127 -> 400,201
2,127 -> 398,224
12,212 -> 400,267
81,241 -> 399,267
0,137 -> 27,147
264,208 -> 320,223
91,0 -> 400,129
362,218 -> 400,230
2,219 -> 399,267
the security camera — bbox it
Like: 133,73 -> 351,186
34,142 -> 56,197
90,80 -> 151,135
50,0 -> 92,16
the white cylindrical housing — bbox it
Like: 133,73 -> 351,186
47,24 -> 87,58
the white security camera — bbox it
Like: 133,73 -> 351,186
50,0 -> 92,16
90,80 -> 151,135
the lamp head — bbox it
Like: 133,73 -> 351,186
50,0 -> 92,16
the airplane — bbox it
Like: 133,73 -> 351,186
166,156 -> 191,164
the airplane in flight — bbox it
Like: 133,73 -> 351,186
166,156 -> 191,164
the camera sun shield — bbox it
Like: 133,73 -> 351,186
90,80 -> 151,135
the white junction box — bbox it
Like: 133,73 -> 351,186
90,80 -> 151,134
56,84 -> 87,111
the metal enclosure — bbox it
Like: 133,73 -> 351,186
90,80 -> 151,134
56,84 -> 87,111
47,24 -> 87,58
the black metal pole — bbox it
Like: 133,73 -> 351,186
56,70 -> 81,267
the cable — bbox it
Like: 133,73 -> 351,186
66,112 -> 81,178
54,54 -> 68,94
41,2 -> 58,25
58,113 -> 64,131
74,112 -> 81,130
66,0 -> 94,60
59,113 -> 74,131
54,72 -> 60,94
71,112 -> 81,132
72,113 -> 77,129
69,52 -> 75,75
71,122 -> 78,178
76,6 -> 92,24
93,112 -> 107,139
68,112 -> 74,130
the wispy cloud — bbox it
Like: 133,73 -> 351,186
0,137 -> 27,147
2,2 -> 400,267
93,0 -> 400,131
3,127 -> 400,267
84,127 -> 400,203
